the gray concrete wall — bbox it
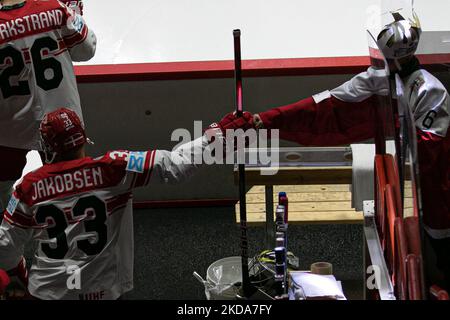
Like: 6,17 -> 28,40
78,73 -> 355,202
78,70 -> 450,202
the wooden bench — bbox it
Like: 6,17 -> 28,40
233,153 -> 414,247
235,183 -> 414,225
236,184 -> 364,225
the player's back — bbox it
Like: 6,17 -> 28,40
6,151 -> 141,300
0,0 -> 96,150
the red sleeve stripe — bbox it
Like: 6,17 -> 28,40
3,214 -> 33,229
54,48 -> 69,57
133,151 -> 153,188
144,150 -> 156,186
63,24 -> 88,48
6,207 -> 27,218
63,22 -> 87,42
106,192 -> 132,213
4,208 -> 32,222
109,204 -> 128,216
417,130 -> 444,142
10,213 -> 32,227
128,172 -> 137,191
105,192 -> 132,204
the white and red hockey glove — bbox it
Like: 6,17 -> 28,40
204,111 -> 255,153
60,0 -> 84,15
4,257 -> 29,300
205,111 -> 254,138
206,111 -> 254,134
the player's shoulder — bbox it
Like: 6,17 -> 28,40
407,69 -> 448,96
92,150 -> 137,171
21,0 -> 67,14
16,155 -> 97,189
98,150 -> 131,164
0,0 -> 69,22
13,163 -> 50,201
354,66 -> 389,88
33,0 -> 66,10
104,150 -> 155,175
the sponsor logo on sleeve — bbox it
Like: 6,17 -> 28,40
6,194 -> 19,215
126,152 -> 147,173
71,14 -> 84,33
412,77 -> 425,92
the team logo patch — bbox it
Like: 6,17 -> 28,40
6,194 -> 19,215
72,14 -> 84,33
126,152 -> 146,173
413,77 -> 425,91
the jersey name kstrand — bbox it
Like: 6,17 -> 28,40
0,8 -> 64,40
0,137 -> 209,300
0,0 -> 96,150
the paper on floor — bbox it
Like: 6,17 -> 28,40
290,272 -> 346,300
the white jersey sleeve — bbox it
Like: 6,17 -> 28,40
403,69 -> 450,138
0,193 -> 34,271
330,66 -> 390,103
58,2 -> 96,62
110,136 -> 210,190
150,136 -> 209,185
329,66 -> 450,137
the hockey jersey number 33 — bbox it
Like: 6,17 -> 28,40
0,136 -> 209,300
0,0 -> 96,150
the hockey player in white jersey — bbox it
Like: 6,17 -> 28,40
253,12 -> 450,292
0,107 -> 254,300
0,0 -> 96,211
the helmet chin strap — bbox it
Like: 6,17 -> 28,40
43,150 -> 57,164
394,59 -> 403,72
40,141 -> 57,164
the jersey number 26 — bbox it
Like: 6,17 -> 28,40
0,36 -> 64,99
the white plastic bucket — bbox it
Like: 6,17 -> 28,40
205,256 -> 244,300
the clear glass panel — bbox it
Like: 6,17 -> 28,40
395,74 -> 422,220
367,30 -> 398,157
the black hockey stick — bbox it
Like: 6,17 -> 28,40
233,29 -> 251,298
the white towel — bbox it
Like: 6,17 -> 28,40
350,142 -> 396,211
289,272 -> 346,300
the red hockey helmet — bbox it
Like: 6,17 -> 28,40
39,108 -> 88,161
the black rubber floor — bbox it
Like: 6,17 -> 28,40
122,206 -> 364,300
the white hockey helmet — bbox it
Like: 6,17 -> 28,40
377,11 -> 422,70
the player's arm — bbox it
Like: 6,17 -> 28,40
0,222 -> 29,273
411,84 -> 450,233
254,67 -> 389,146
59,1 -> 96,62
0,192 -> 33,296
59,0 -> 84,15
412,82 -> 450,180
151,136 -> 210,184
117,112 -> 254,188
152,112 -> 254,184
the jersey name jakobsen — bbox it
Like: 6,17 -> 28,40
0,9 -> 64,42
31,167 -> 104,201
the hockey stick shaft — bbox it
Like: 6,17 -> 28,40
233,29 -> 251,297
234,30 -> 243,116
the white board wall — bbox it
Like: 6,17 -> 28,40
80,0 -> 450,65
